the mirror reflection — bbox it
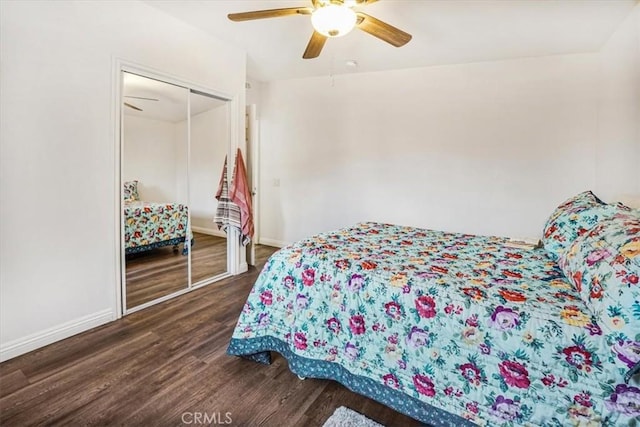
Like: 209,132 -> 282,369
187,91 -> 229,284
122,72 -> 189,309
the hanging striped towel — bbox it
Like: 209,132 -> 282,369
229,148 -> 254,246
214,155 -> 242,236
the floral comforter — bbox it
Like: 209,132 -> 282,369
124,201 -> 190,254
228,222 -> 638,426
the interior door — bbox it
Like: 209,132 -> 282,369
245,104 -> 259,266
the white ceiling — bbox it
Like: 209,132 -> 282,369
145,0 -> 637,82
123,72 -> 227,122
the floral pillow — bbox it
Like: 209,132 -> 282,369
123,180 -> 140,202
558,210 -> 640,330
542,191 -> 614,261
558,210 -> 640,377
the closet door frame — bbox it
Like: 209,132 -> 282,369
113,59 -> 238,317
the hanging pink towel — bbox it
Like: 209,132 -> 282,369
229,148 -> 254,245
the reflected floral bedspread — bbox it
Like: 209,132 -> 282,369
124,201 -> 189,253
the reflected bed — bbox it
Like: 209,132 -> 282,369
124,201 -> 191,255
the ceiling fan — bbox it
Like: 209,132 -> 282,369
123,96 -> 159,112
228,0 -> 412,59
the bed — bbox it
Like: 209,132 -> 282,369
227,191 -> 640,426
123,181 -> 192,255
124,201 -> 191,254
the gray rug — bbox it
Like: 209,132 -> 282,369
322,406 -> 384,427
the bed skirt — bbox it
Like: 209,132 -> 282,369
227,337 -> 475,427
125,236 -> 192,255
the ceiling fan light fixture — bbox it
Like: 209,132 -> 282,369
311,5 -> 357,38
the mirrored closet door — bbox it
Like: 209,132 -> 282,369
188,91 -> 229,285
121,70 -> 230,313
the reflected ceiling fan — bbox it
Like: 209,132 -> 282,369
123,95 -> 159,112
228,0 -> 412,59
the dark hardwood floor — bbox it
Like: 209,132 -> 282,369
0,245 -> 421,427
126,232 -> 227,308
191,233 -> 228,285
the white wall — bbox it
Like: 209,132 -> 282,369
246,78 -> 262,107
258,53 -> 603,244
0,0 -> 245,360
595,5 -> 640,200
123,115 -> 185,203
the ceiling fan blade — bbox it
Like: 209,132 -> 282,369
303,31 -> 328,59
228,7 -> 312,22
124,102 -> 142,111
125,96 -> 159,101
356,12 -> 412,47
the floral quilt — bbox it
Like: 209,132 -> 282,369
228,222 -> 639,426
124,201 -> 190,254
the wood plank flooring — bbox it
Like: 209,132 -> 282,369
191,233 -> 228,285
0,245 -> 421,427
125,232 -> 227,308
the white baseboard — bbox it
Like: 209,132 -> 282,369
258,237 -> 290,248
0,309 -> 115,362
193,227 -> 288,249
192,226 -> 227,238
